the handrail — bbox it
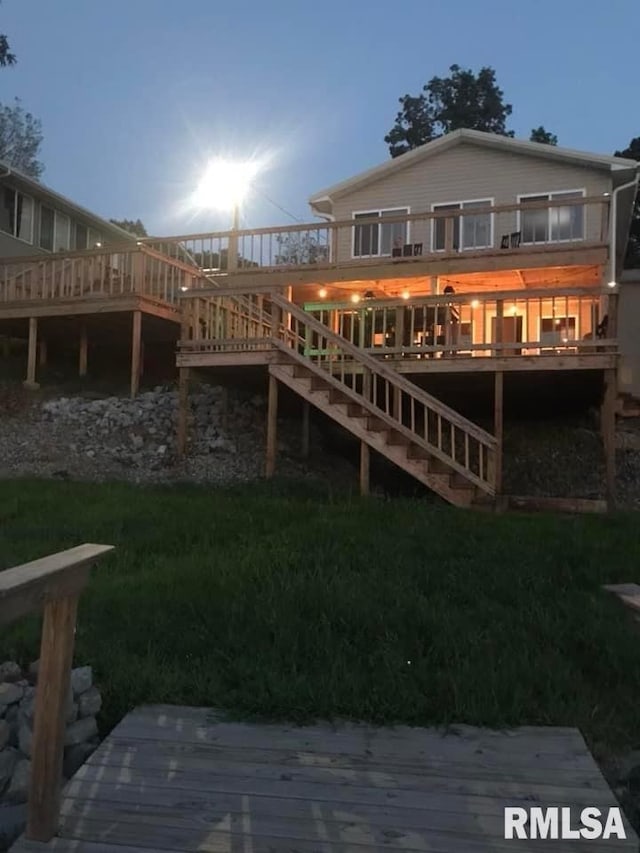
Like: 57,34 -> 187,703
271,295 -> 497,493
143,194 -> 609,243
0,544 -> 114,842
272,294 -> 494,446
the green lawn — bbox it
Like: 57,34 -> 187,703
0,478 -> 639,754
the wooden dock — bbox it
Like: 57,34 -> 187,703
11,704 -> 638,852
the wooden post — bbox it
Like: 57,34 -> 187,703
26,594 -> 79,841
602,367 -> 617,510
301,400 -> 310,459
38,339 -> 47,368
79,325 -> 88,377
266,374 -> 278,477
395,306 -> 405,352
177,367 -> 190,459
24,317 -> 39,389
360,441 -> 370,496
494,298 -> 504,358
130,310 -> 142,398
493,371 -> 504,499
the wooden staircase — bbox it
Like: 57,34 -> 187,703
269,294 -> 500,508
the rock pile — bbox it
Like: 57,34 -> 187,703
0,661 -> 101,804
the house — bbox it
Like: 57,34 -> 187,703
0,161 -> 136,257
0,162 -> 192,396
1,132 -> 638,508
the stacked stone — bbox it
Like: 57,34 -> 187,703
0,661 -> 101,804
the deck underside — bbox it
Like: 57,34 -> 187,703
11,705 -> 637,852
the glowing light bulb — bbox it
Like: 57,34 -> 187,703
318,287 -> 328,298
401,290 -> 410,300
350,293 -> 361,304
470,299 -> 480,309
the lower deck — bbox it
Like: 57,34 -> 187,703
11,705 -> 637,852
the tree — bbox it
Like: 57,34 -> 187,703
0,98 -> 43,178
530,126 -> 558,146
110,218 -> 148,238
385,65 -> 514,158
274,232 -> 329,266
0,32 -> 15,67
614,137 -> 640,269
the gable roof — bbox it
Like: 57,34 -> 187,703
0,160 -> 137,243
309,129 -> 639,214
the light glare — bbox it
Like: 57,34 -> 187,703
192,158 -> 261,212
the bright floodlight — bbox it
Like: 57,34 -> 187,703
192,159 -> 260,212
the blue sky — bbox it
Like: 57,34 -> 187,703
2,0 -> 638,235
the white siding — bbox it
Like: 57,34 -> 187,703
329,142 -> 612,261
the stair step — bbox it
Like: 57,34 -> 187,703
329,389 -> 351,404
366,417 -> 387,432
310,377 -> 330,391
293,365 -> 312,379
450,472 -> 473,490
387,430 -> 411,447
428,458 -> 452,474
407,446 -> 430,460
347,404 -> 367,418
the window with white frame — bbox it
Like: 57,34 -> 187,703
519,191 -> 585,244
0,188 -> 34,243
352,208 -> 408,257
432,199 -> 492,251
39,207 -> 71,252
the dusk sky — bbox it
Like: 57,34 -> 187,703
3,0 -> 638,236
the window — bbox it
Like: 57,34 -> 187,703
74,223 -> 88,250
54,212 -> 70,251
433,199 -> 492,251
519,191 -> 585,244
88,228 -> 102,248
0,188 -> 34,243
353,208 -> 408,257
40,206 -> 54,250
540,316 -> 577,347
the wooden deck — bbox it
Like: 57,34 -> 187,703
12,705 -> 638,852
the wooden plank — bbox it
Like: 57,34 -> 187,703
602,367 -> 617,510
359,440 -> 370,496
71,751 -> 615,804
78,324 -> 88,377
130,310 -> 142,398
0,544 -> 113,627
27,595 -> 79,841
265,373 -> 278,478
24,316 -> 38,389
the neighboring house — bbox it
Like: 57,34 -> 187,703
0,160 -> 135,258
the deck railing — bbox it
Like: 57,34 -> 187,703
179,286 -> 616,361
145,195 -> 610,278
0,544 -> 113,842
270,294 -> 498,494
0,245 -> 208,305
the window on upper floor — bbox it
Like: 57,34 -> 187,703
40,207 -> 72,251
74,223 -> 88,250
519,190 -> 585,244
352,208 -> 409,257
540,316 -> 577,347
432,199 -> 493,251
0,188 -> 34,243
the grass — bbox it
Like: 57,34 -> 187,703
0,477 -> 639,754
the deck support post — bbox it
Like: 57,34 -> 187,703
360,441 -> 370,496
79,324 -> 88,377
23,317 -> 39,389
493,371 -> 504,502
177,367 -> 190,460
301,400 -> 310,459
266,373 -> 278,478
38,339 -> 47,368
26,593 -> 79,841
602,367 -> 617,510
130,310 -> 142,398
